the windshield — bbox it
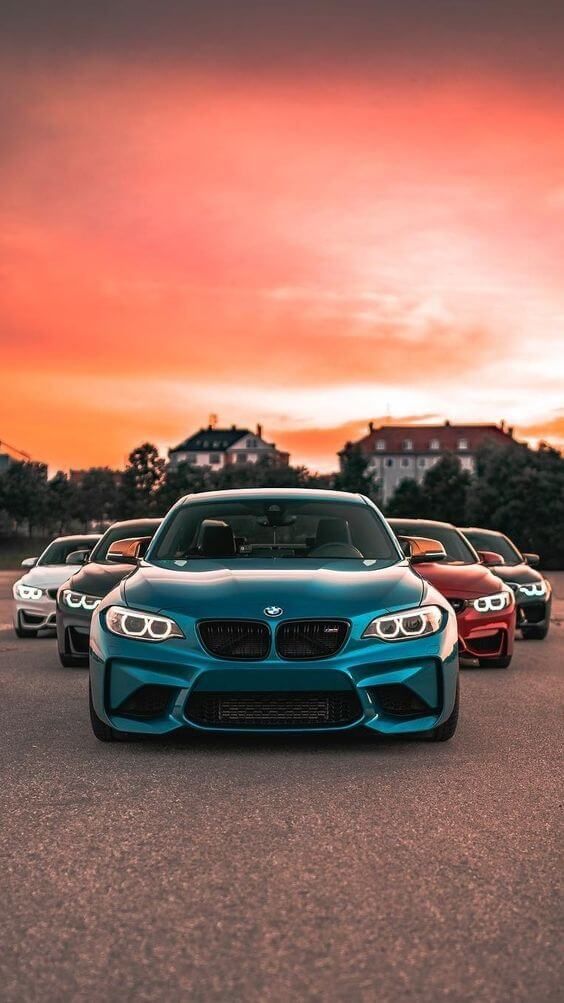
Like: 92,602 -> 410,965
89,522 -> 160,562
150,499 -> 398,563
37,538 -> 99,567
464,530 -> 522,565
390,521 -> 478,565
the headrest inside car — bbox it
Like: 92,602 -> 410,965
197,520 -> 236,557
315,517 -> 351,547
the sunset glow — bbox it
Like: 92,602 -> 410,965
1,6 -> 563,472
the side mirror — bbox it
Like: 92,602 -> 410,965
477,550 -> 504,567
106,552 -> 138,565
523,552 -> 540,567
66,549 -> 90,565
400,536 -> 447,564
21,557 -> 37,568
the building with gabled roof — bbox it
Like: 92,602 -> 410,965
168,423 -> 289,470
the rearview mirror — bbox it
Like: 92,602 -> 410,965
66,549 -> 90,565
399,536 -> 447,564
21,557 -> 37,568
477,550 -> 504,567
523,552 -> 540,567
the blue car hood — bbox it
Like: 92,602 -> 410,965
122,559 -> 425,620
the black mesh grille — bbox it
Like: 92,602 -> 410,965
449,598 -> 467,614
468,631 -> 504,654
198,620 -> 270,660
47,588 -> 59,600
68,626 -> 89,654
276,620 -> 349,659
115,685 -> 176,719
186,690 -> 362,728
368,684 -> 434,717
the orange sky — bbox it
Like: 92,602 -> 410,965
1,7 -> 563,472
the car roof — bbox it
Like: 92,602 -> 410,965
177,488 -> 367,505
103,518 -> 162,530
388,517 -> 457,530
51,534 -> 102,542
461,527 -> 502,536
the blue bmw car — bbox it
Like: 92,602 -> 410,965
89,489 -> 459,742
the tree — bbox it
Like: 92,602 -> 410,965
119,443 -> 165,517
334,444 -> 380,501
468,441 -> 564,568
72,468 -> 120,528
2,461 -> 48,536
386,478 -> 427,517
45,471 -> 77,534
420,453 -> 471,525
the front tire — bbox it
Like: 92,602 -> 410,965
521,625 -> 548,640
431,679 -> 459,742
479,655 -> 512,668
89,684 -> 114,742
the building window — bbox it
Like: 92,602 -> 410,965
246,438 -> 257,448
458,438 -> 468,450
376,439 -> 386,451
418,457 -> 426,467
237,453 -> 247,464
403,438 -> 413,451
401,457 -> 410,467
209,453 -> 221,464
386,458 -> 394,467
430,438 -> 440,450
187,454 -> 197,464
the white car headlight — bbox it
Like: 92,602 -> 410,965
62,589 -> 101,611
471,590 -> 512,613
518,582 -> 547,597
363,605 -> 443,641
14,582 -> 44,601
105,605 -> 184,642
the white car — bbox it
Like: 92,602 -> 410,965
13,534 -> 101,638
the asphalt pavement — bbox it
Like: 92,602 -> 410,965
0,571 -> 562,1002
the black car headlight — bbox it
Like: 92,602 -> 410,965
105,605 -> 184,642
517,581 -> 547,598
62,589 -> 101,612
363,605 -> 443,641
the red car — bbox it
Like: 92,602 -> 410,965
389,518 -> 516,668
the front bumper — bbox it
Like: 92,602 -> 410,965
13,596 -> 57,632
56,605 -> 95,659
456,603 -> 516,661
515,594 -> 552,630
90,612 -> 459,737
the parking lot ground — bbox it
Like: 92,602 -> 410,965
0,571 -> 562,1002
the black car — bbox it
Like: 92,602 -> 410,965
460,527 -> 552,640
56,518 -> 161,666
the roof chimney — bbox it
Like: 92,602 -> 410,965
444,419 -> 451,427
256,423 -> 262,438
500,419 -> 505,431
368,421 -> 374,433
508,426 -> 514,437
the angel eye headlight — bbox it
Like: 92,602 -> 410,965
363,605 -> 443,641
13,582 -> 44,601
62,590 -> 101,611
105,605 -> 184,642
472,590 -> 512,613
518,582 -> 546,597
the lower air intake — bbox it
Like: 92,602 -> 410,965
115,685 -> 176,719
186,690 -> 362,729
369,684 -> 434,717
198,620 -> 270,660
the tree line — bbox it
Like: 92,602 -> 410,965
1,439 -> 563,567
